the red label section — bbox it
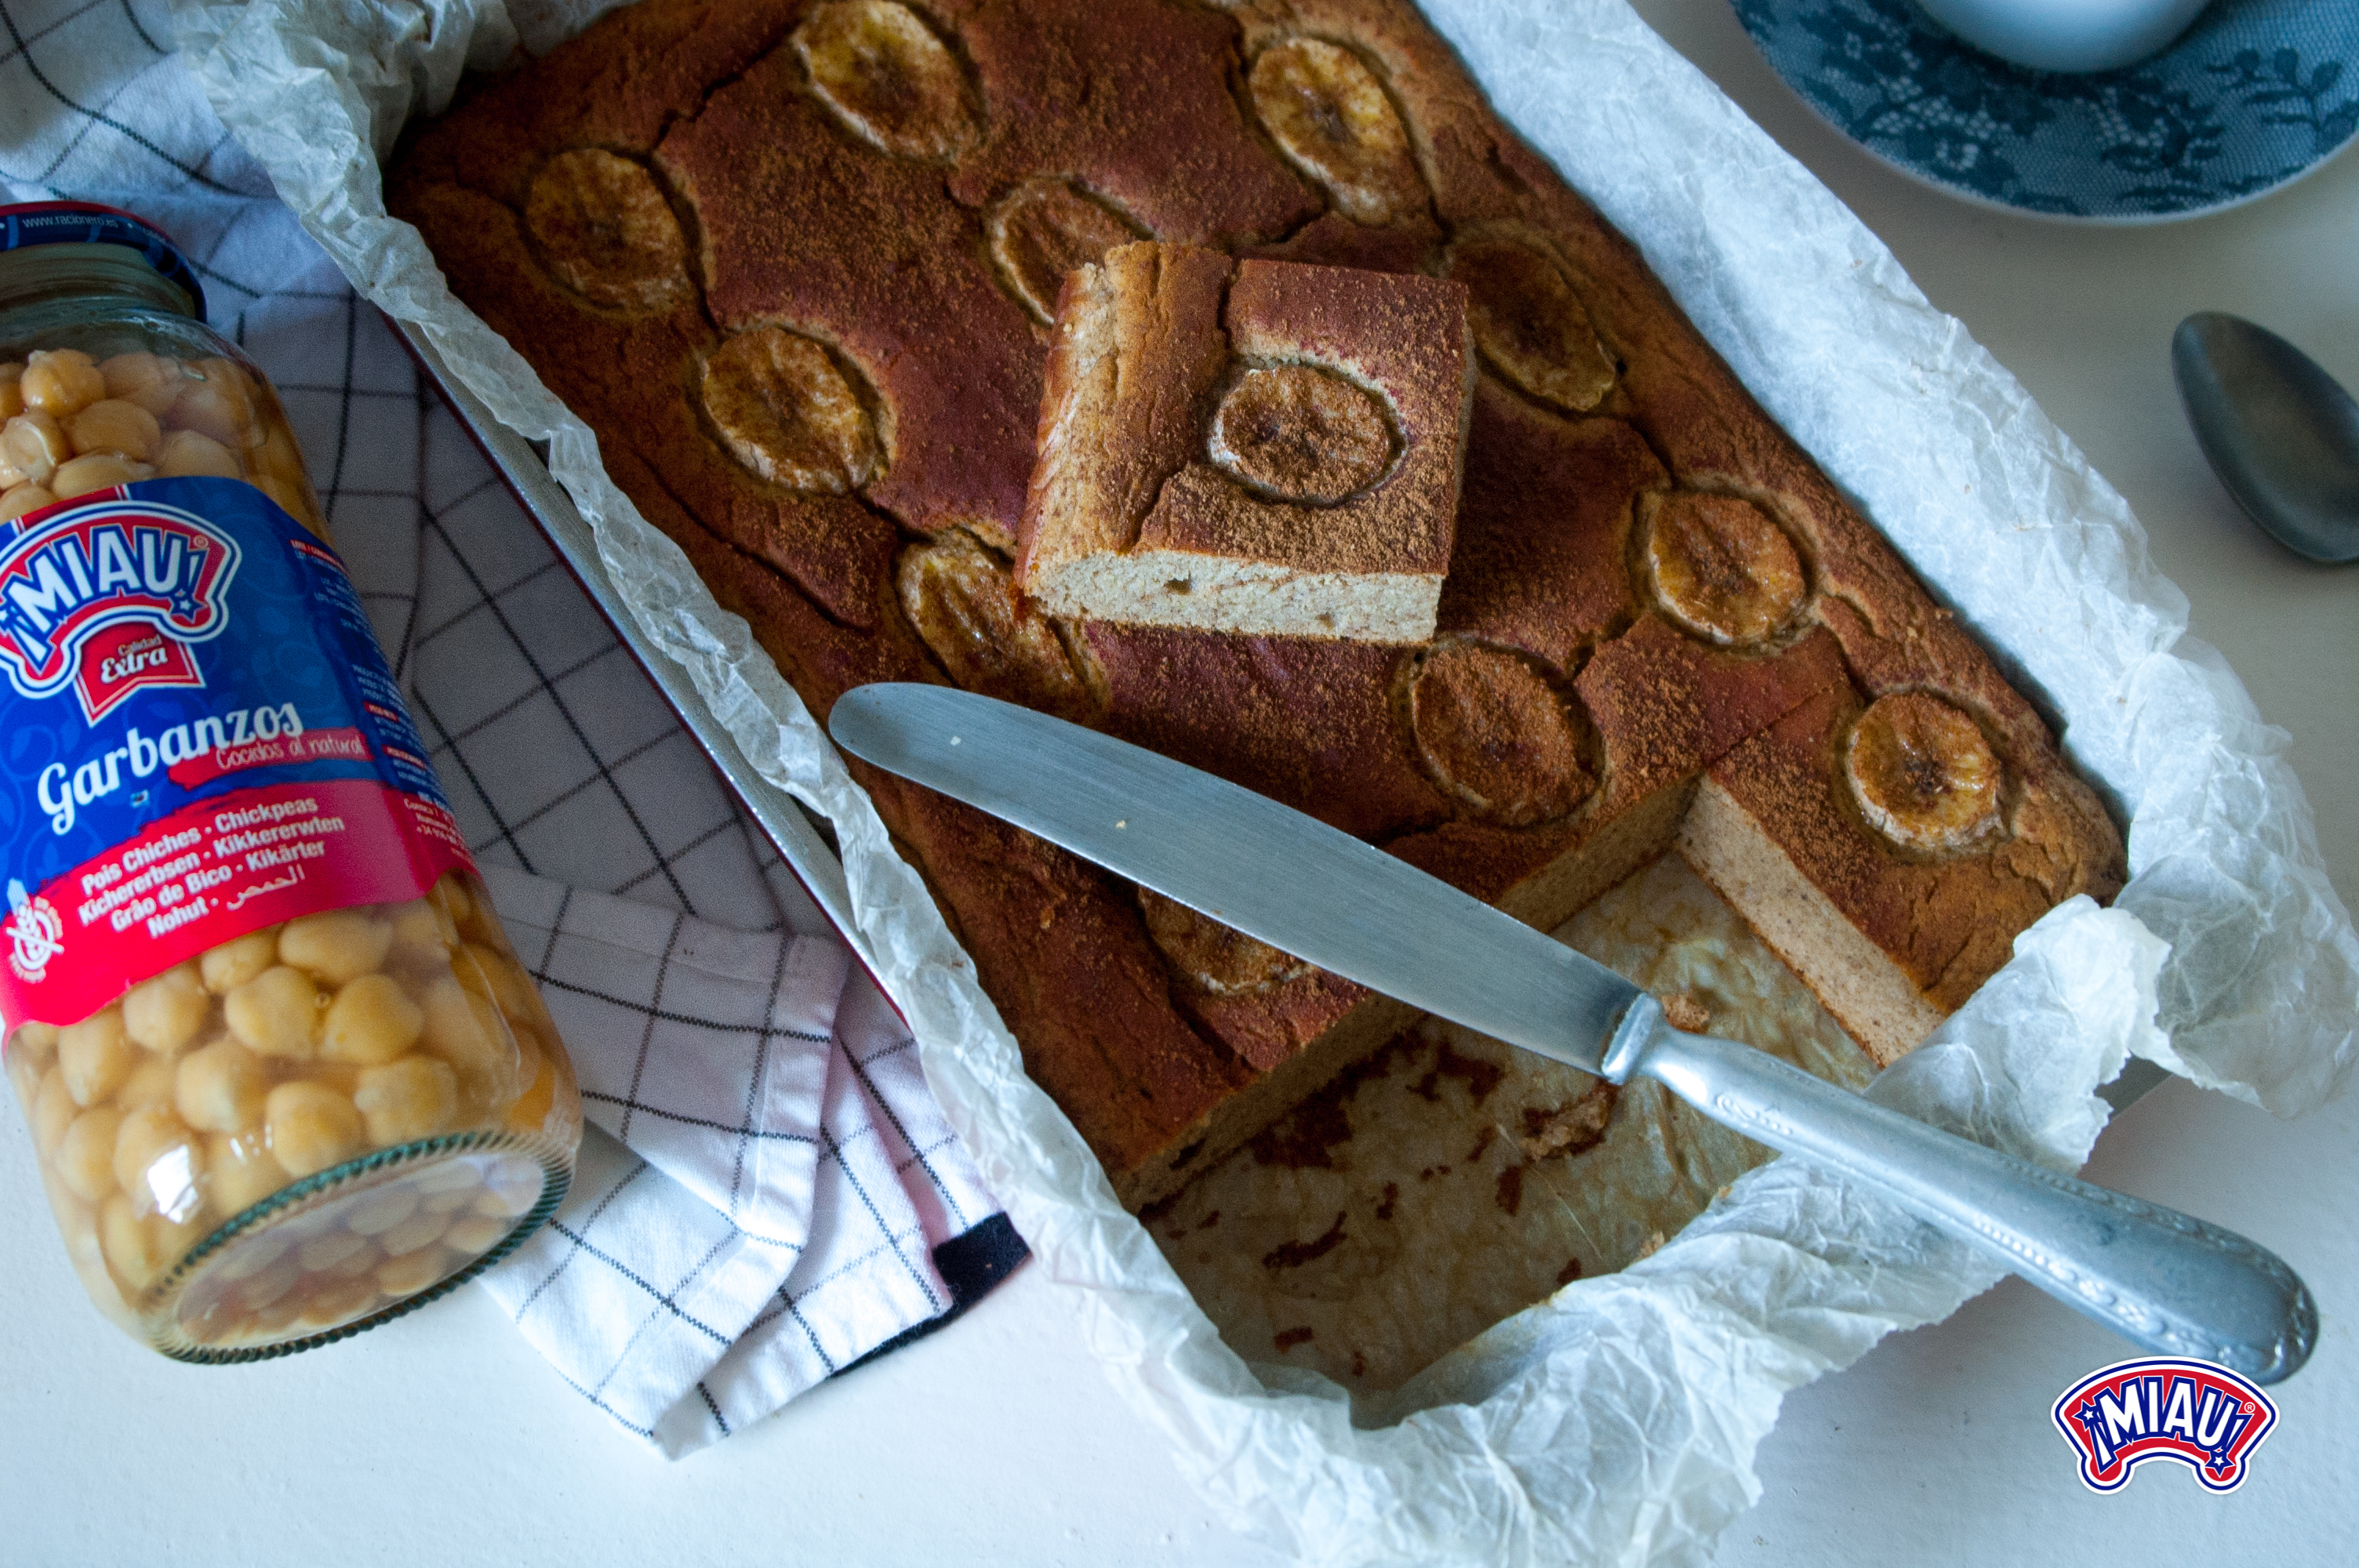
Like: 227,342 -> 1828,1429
1,777 -> 474,1030
165,725 -> 372,789
75,619 -> 204,722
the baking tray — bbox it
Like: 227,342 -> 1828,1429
388,316 -> 2175,1121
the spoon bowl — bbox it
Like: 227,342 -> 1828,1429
2173,313 -> 2359,564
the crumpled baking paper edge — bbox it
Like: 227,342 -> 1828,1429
169,0 -> 2353,1561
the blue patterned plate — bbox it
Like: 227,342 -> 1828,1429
1734,0 -> 2359,220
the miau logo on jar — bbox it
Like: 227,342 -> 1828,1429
0,493 -> 240,720
2052,1356 -> 2280,1494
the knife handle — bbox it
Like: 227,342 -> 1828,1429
1624,1017 -> 2317,1384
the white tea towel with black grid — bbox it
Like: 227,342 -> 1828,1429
1,0 -> 1024,1456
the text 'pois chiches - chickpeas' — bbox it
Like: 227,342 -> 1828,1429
0,202 -> 582,1360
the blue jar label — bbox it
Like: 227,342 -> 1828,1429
0,477 -> 472,1033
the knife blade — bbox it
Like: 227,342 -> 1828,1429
829,682 -> 2316,1382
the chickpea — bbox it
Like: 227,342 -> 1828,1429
0,361 -> 21,419
457,942 -> 540,1025
418,975 -> 516,1092
180,1306 -> 248,1347
58,1007 -> 136,1106
13,1020 -> 60,1068
279,909 -> 394,986
213,1227 -> 291,1284
51,452 -> 155,499
64,397 -> 161,462
482,1164 -> 543,1219
99,350 -> 187,416
100,1193 -> 163,1292
343,1185 -> 420,1237
296,1277 -> 379,1329
1,410 -> 69,488
325,1241 -> 385,1280
154,427 -> 242,480
114,1054 -> 179,1112
386,897 -> 458,969
5,1042 -> 37,1109
320,973 -> 425,1066
201,926 -> 280,995
22,348 -> 107,418
431,873 -> 474,931
296,1229 -> 369,1275
168,360 -> 257,448
33,1066 -> 78,1160
113,1105 -> 205,1220
443,1213 -> 511,1255
423,1179 -> 485,1215
175,1039 -> 269,1133
56,1105 -> 126,1203
354,1055 -> 459,1146
264,1081 -> 364,1178
376,1245 -> 452,1297
0,482 -> 55,523
205,1131 -> 287,1216
250,1293 -> 305,1333
244,1253 -> 307,1312
225,966 -> 323,1058
377,1207 -> 451,1258
122,962 -> 211,1054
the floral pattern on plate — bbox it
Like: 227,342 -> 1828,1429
1734,0 -> 2359,220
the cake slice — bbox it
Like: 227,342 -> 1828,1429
1018,242 -> 1474,644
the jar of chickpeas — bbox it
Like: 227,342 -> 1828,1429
0,201 -> 581,1359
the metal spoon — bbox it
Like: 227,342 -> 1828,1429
2173,312 -> 2359,564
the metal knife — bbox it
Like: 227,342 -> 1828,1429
830,683 -> 2316,1383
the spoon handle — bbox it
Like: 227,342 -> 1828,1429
1627,1016 -> 2317,1383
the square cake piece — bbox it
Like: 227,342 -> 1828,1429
1019,241 -> 1474,644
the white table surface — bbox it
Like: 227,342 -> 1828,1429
5,4 -> 2354,1563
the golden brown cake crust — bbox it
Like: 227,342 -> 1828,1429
391,0 -> 2125,1207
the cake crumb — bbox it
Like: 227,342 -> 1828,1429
1519,1082 -> 1619,1161
1659,992 -> 1711,1033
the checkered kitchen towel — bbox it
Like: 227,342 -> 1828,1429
2,0 -> 1025,1454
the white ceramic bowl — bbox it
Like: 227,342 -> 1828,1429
1915,0 -> 2216,72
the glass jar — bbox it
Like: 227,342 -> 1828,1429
0,202 -> 582,1359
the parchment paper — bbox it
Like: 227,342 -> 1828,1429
173,1 -> 2358,1561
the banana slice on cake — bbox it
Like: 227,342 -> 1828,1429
987,178 -> 1147,325
699,326 -> 878,492
1445,234 -> 1616,413
1408,642 -> 1596,826
524,149 -> 694,313
1249,38 -> 1425,227
1645,492 -> 1808,646
1209,363 -> 1396,503
1138,890 -> 1310,996
897,531 -> 1092,720
795,0 -> 982,162
1845,691 -> 2003,854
